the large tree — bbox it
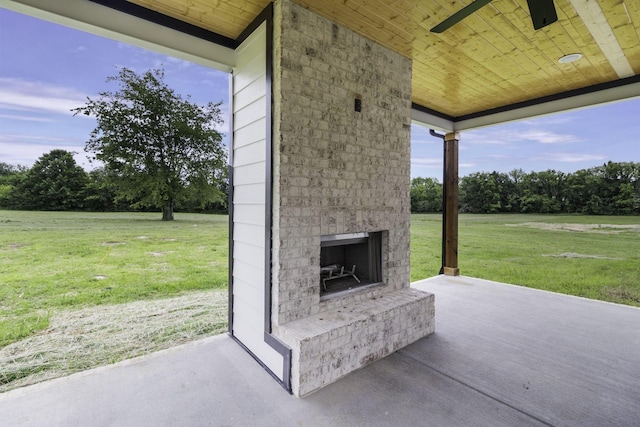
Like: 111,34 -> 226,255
11,150 -> 88,211
73,67 -> 227,220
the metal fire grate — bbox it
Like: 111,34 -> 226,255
320,264 -> 360,290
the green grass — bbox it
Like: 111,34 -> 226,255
0,211 -> 228,347
411,214 -> 640,306
1,211 -> 639,348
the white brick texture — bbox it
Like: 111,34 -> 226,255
271,0 -> 434,396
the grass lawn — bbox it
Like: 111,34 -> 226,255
0,211 -> 228,347
2,211 -> 639,349
411,213 -> 640,306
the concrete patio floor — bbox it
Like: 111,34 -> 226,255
1,275 -> 639,426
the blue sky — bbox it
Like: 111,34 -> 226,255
1,8 -> 639,179
0,8 -> 229,170
411,101 -> 640,179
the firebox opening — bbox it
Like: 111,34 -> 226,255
320,231 -> 383,296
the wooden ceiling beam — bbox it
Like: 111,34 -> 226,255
569,0 -> 634,78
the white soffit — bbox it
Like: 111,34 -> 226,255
0,0 -> 236,72
569,0 -> 634,78
412,79 -> 640,132
411,108 -> 454,132
411,82 -> 640,132
454,82 -> 640,131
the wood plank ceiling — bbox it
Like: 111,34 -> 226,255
127,0 -> 639,119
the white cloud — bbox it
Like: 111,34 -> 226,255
465,127 -> 580,145
0,78 -> 89,116
537,153 -> 607,163
464,131 -> 510,145
518,130 -> 580,144
0,140 -> 91,169
412,157 -> 475,167
411,157 -> 441,166
0,133 -> 72,144
0,114 -> 53,122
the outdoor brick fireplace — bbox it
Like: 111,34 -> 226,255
320,231 -> 383,296
266,0 -> 435,397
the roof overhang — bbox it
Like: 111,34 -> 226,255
413,74 -> 640,132
2,0 -> 639,133
0,0 -> 236,72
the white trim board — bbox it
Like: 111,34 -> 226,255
0,0 -> 235,72
412,82 -> 640,132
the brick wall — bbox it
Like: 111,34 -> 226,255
271,0 -> 433,396
272,0 -> 413,325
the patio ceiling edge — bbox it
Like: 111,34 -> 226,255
0,0 -> 236,72
412,76 -> 640,132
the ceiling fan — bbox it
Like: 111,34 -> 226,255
430,0 -> 558,33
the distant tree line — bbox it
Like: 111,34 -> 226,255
4,154 -> 639,216
411,161 -> 640,215
0,150 -> 227,214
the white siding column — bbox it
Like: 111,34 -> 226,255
230,21 -> 286,383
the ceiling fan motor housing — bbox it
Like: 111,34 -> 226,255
527,0 -> 558,30
431,0 -> 558,33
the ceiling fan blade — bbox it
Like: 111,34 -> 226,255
430,0 -> 494,33
527,0 -> 558,30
